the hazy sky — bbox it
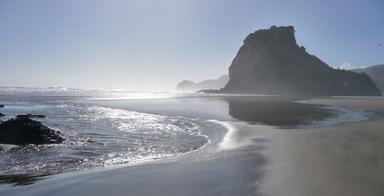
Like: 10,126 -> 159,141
1,0 -> 383,90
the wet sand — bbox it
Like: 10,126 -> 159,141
262,96 -> 384,196
0,154 -> 264,196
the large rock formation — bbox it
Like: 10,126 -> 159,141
221,26 -> 381,96
0,117 -> 65,145
176,75 -> 229,92
353,64 -> 384,92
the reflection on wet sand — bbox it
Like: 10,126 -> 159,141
225,96 -> 335,127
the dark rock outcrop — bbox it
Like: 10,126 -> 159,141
0,104 -> 4,108
0,117 -> 64,145
0,113 -> 4,117
221,26 -> 381,96
353,64 -> 384,92
16,113 -> 46,119
176,75 -> 229,92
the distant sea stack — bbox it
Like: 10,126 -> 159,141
221,26 -> 381,96
176,75 -> 229,92
353,64 -> 384,92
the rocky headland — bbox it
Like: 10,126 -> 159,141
214,26 -> 381,96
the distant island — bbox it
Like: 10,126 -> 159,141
353,64 -> 384,92
176,75 -> 228,92
203,26 -> 381,96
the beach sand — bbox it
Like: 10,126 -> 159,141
262,96 -> 384,196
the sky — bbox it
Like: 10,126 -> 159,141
0,0 -> 383,90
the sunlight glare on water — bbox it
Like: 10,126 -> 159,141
0,99 -> 209,176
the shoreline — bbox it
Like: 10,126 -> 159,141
1,96 -> 384,195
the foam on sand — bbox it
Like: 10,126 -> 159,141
209,120 -> 278,150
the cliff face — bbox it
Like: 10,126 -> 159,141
176,75 -> 229,92
353,64 -> 384,92
222,26 -> 381,96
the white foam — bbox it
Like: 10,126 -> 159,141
209,120 -> 275,150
